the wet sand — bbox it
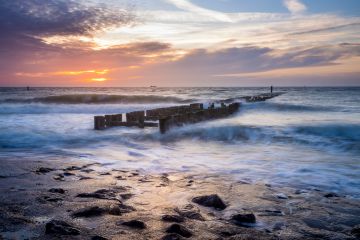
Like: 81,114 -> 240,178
0,158 -> 359,240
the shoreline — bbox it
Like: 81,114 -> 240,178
0,158 -> 359,240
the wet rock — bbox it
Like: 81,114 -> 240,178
53,174 -> 65,181
45,220 -> 80,235
273,222 -> 286,231
324,192 -> 340,198
351,225 -> 360,238
115,176 -> 126,180
99,172 -> 111,176
120,193 -> 134,200
109,204 -> 135,215
78,176 -> 93,180
162,214 -> 185,223
76,189 -> 118,201
64,166 -> 82,171
92,236 -> 108,240
275,193 -> 288,199
162,233 -> 183,240
231,213 -> 256,224
166,224 -> 192,238
121,220 -> 146,229
295,189 -> 308,194
175,205 -> 205,221
192,194 -> 226,210
45,197 -> 63,202
72,206 -> 106,218
35,167 -> 54,174
63,171 -> 75,176
49,188 -> 65,194
81,169 -> 94,173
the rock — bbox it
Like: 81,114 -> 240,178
273,222 -> 286,231
78,176 -> 93,180
76,189 -> 118,201
231,213 -> 256,224
192,194 -> 226,210
121,220 -> 146,229
324,192 -> 340,198
81,169 -> 94,173
120,193 -> 134,200
275,193 -> 288,199
53,174 -> 65,181
35,167 -> 54,174
108,204 -> 135,215
45,220 -> 80,235
175,205 -> 205,221
166,224 -> 192,238
92,236 -> 108,240
63,171 -> 75,176
162,214 -> 185,223
162,233 -> 183,240
49,188 -> 65,194
99,172 -> 111,176
64,166 -> 82,171
295,189 -> 308,194
72,206 -> 106,218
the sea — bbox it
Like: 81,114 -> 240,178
0,87 -> 359,197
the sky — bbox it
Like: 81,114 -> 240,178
0,0 -> 359,87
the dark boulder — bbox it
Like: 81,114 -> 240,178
162,233 -> 183,240
324,192 -> 340,198
162,214 -> 185,223
72,206 -> 106,218
231,213 -> 256,224
192,194 -> 226,210
121,220 -> 146,229
49,188 -> 65,194
45,220 -> 80,235
35,167 -> 54,174
166,224 -> 192,238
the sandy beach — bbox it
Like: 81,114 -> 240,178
1,157 -> 359,240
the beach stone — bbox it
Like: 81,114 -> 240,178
76,189 -> 118,201
351,225 -> 360,238
231,213 -> 256,224
275,193 -> 288,199
166,224 -> 192,238
72,206 -> 106,218
192,194 -> 226,210
162,233 -> 183,240
45,220 -> 80,235
49,188 -> 65,194
64,166 -> 82,171
121,220 -> 146,229
35,167 -> 54,174
162,214 -> 185,223
78,176 -> 93,180
53,174 -> 65,181
63,171 -> 75,176
175,205 -> 205,221
324,192 -> 340,198
120,193 -> 134,200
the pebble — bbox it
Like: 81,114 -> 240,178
72,206 -> 106,218
324,193 -> 340,198
49,188 -> 65,194
275,193 -> 288,199
231,213 -> 256,224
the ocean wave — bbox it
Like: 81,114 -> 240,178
242,102 -> 336,112
2,94 -> 194,104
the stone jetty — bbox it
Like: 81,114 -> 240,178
94,92 -> 282,133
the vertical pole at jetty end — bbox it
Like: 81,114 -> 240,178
94,116 -> 105,130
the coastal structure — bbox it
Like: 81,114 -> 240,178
94,93 -> 281,133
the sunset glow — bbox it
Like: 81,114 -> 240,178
0,0 -> 359,86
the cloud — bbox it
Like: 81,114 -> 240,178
164,0 -> 232,22
283,0 -> 307,14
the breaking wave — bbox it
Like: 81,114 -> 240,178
3,94 -> 194,104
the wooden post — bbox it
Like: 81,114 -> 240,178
94,116 -> 105,130
159,117 -> 170,134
